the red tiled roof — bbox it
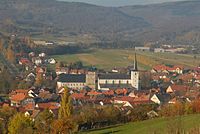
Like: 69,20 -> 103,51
37,102 -> 60,110
114,96 -> 134,102
71,93 -> 85,99
10,93 -> 27,102
115,88 -> 128,95
171,85 -> 189,91
23,103 -> 35,110
19,58 -> 30,65
102,90 -> 114,96
178,74 -> 193,81
153,65 -> 183,71
11,89 -> 29,94
36,67 -> 46,74
87,90 -> 102,96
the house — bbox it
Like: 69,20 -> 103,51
10,89 -> 37,107
36,102 -> 60,110
32,57 -> 42,65
114,96 -> 135,108
71,93 -> 86,100
150,93 -> 171,105
19,58 -> 31,65
147,110 -> 158,118
25,72 -> 36,82
154,48 -> 165,53
152,65 -> 183,74
102,90 -> 115,97
166,85 -> 189,93
135,47 -> 150,52
39,53 -> 46,57
177,74 -> 194,83
115,88 -> 128,96
36,67 -> 46,74
25,109 -> 40,121
48,58 -> 56,64
56,67 -> 70,75
28,52 -> 35,57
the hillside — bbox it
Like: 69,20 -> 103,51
0,0 -> 200,44
119,1 -> 200,43
83,114 -> 200,134
0,0 -> 148,41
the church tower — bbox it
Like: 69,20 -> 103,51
131,53 -> 140,90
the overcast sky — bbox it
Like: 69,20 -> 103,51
59,0 -> 189,7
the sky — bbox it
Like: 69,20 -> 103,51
59,0 -> 189,7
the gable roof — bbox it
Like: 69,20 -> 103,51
153,65 -> 183,71
99,84 -> 133,89
57,73 -> 86,83
71,93 -> 86,99
99,73 -> 130,79
36,102 -> 60,110
171,85 -> 189,91
10,93 -> 27,102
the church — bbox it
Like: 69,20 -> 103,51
97,53 -> 140,90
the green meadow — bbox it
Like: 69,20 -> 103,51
81,114 -> 200,134
51,49 -> 200,70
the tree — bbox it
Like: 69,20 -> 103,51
34,74 -> 44,87
6,42 -> 15,63
51,117 -> 77,134
34,109 -> 54,134
140,72 -> 152,88
8,113 -> 34,134
56,61 -> 64,68
58,87 -> 72,119
0,38 -> 4,51
0,106 -> 16,133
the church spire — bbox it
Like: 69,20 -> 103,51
134,53 -> 138,71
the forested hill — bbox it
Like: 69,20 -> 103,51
0,0 -> 200,44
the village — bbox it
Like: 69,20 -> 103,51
1,48 -> 199,127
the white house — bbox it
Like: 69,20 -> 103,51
48,58 -> 56,64
39,53 -> 46,57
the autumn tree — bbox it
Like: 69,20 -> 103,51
192,99 -> 200,113
56,61 -> 64,68
51,118 -> 77,134
0,38 -> 4,51
58,87 -> 72,119
51,87 -> 76,134
0,106 -> 16,133
34,73 -> 44,87
35,109 -> 54,134
6,41 -> 15,63
8,113 -> 34,134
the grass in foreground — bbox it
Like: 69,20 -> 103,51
81,114 -> 200,134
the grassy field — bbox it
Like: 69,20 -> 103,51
81,114 -> 200,134
51,49 -> 200,70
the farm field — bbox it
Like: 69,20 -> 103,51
51,49 -> 200,70
82,114 -> 200,134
